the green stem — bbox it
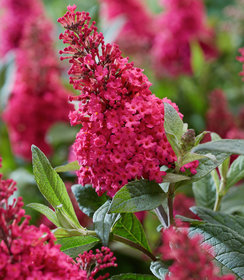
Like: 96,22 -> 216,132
168,183 -> 175,226
113,234 -> 156,261
213,179 -> 225,212
154,205 -> 168,228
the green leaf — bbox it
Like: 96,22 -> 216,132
192,139 -> 244,155
110,274 -> 158,280
192,174 -> 216,209
191,206 -> 244,236
53,227 -> 86,238
55,161 -> 80,173
72,184 -> 107,218
109,180 -> 166,213
226,156 -> 244,190
190,150 -> 230,182
163,173 -> 190,183
221,184 -> 244,214
150,261 -> 168,279
27,203 -> 60,227
188,215 -> 244,278
163,102 -> 184,156
57,235 -> 99,258
112,213 -> 151,253
93,201 -> 119,246
31,145 -> 80,229
182,152 -> 217,167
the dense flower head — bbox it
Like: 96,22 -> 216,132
0,0 -> 43,56
58,6 -> 198,196
0,157 -> 116,279
160,226 -> 236,280
151,0 -> 218,77
3,5 -> 72,160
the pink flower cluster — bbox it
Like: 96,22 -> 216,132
2,0 -> 72,160
76,247 -> 117,280
58,6 -> 198,197
206,89 -> 244,139
161,227 -> 236,280
0,158 -> 116,279
100,0 -> 218,77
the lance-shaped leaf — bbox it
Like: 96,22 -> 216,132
57,235 -> 99,258
192,139 -> 244,155
109,180 -> 166,213
189,150 -> 230,182
31,145 -> 80,229
112,213 -> 151,253
72,184 -> 107,218
187,207 -> 244,278
93,201 -> 119,246
55,161 -> 80,173
191,206 -> 244,236
27,202 -> 60,227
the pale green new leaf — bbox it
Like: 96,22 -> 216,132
27,202 -> 60,227
55,161 -> 80,173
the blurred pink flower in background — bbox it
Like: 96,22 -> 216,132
1,0 -> 72,160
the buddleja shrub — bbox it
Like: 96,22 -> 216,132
7,5 -> 244,280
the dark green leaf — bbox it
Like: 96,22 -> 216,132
112,213 -> 151,252
55,161 -> 80,173
109,180 -> 166,213
57,235 -> 99,258
27,203 -> 60,227
192,139 -> 244,155
192,174 -> 216,209
190,150 -> 230,181
191,206 -> 244,236
221,184 -> 244,214
93,201 -> 119,246
189,221 -> 244,278
31,145 -> 80,228
110,274 -> 157,280
72,184 -> 107,217
176,151 -> 229,189
150,261 -> 168,279
226,156 -> 244,190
